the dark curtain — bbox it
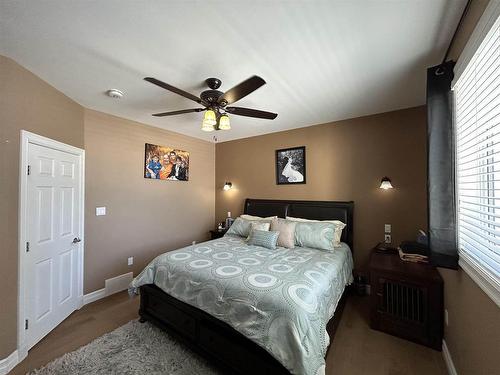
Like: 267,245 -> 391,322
426,61 -> 459,269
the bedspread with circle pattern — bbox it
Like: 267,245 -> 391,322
130,234 -> 353,375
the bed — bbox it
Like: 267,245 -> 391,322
130,198 -> 354,375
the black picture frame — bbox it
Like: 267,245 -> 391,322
275,146 -> 306,185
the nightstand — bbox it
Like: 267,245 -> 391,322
209,229 -> 227,240
369,250 -> 443,350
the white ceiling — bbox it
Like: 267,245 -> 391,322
0,1 -> 466,143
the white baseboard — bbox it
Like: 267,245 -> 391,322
105,272 -> 133,295
83,272 -> 133,306
7,273 -> 134,373
82,288 -> 106,305
442,339 -> 458,375
0,350 -> 18,375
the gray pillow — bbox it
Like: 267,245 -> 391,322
270,218 -> 296,248
294,222 -> 335,251
225,217 -> 271,238
247,230 -> 280,250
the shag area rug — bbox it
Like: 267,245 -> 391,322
29,320 -> 224,374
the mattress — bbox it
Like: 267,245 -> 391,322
130,234 -> 353,375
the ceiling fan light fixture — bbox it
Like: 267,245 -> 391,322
201,120 -> 215,132
201,109 -> 217,131
218,114 -> 231,130
204,109 -> 217,125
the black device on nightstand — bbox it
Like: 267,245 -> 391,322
209,229 -> 227,240
369,248 -> 443,350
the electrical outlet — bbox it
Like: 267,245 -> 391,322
95,207 -> 106,216
192,241 -> 196,245
384,234 -> 392,244
444,309 -> 449,326
384,224 -> 392,233
127,257 -> 133,266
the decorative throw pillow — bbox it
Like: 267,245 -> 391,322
294,222 -> 336,251
270,218 -> 296,248
247,230 -> 280,250
240,214 -> 278,221
286,216 -> 346,247
225,218 -> 272,238
246,222 -> 270,240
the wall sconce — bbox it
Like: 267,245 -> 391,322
379,177 -> 393,190
223,182 -> 233,191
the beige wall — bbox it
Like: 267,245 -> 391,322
0,55 -> 85,358
0,56 -> 215,358
440,2 -> 500,375
440,269 -> 499,375
215,106 -> 428,270
446,0 -> 491,62
84,110 -> 215,293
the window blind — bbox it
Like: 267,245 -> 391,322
454,13 -> 500,287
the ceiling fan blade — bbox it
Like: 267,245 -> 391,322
152,108 -> 204,117
226,107 -> 278,120
218,76 -> 266,105
144,77 -> 202,104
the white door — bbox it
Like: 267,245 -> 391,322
25,141 -> 83,350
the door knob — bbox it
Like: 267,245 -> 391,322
72,237 -> 81,244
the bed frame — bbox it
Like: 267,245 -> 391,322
139,198 -> 354,374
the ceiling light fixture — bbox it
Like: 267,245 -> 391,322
379,176 -> 394,190
106,89 -> 124,99
201,109 -> 217,131
218,114 -> 231,130
143,76 -> 278,133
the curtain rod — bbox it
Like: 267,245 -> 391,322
442,0 -> 473,64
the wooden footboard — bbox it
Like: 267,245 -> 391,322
139,284 -> 350,375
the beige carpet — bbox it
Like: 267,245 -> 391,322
29,320 -> 222,375
326,296 -> 447,375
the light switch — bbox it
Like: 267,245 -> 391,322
384,224 -> 391,233
127,257 -> 134,266
96,207 -> 106,216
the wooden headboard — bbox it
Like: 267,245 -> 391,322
244,198 -> 354,250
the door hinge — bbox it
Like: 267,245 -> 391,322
26,242 -> 30,252
25,319 -> 29,330
27,165 -> 31,175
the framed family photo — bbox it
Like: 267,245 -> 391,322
275,146 -> 306,184
144,143 -> 189,181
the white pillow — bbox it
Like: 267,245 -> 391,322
240,214 -> 278,221
286,216 -> 346,247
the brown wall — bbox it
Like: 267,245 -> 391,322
0,55 -> 85,358
84,109 -> 215,293
215,106 -> 428,270
439,2 -> 500,375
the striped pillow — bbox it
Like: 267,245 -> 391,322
247,230 -> 280,250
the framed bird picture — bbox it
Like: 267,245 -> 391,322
275,146 -> 306,185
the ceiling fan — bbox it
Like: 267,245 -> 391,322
144,76 -> 278,131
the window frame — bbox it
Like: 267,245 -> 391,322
452,1 -> 500,308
